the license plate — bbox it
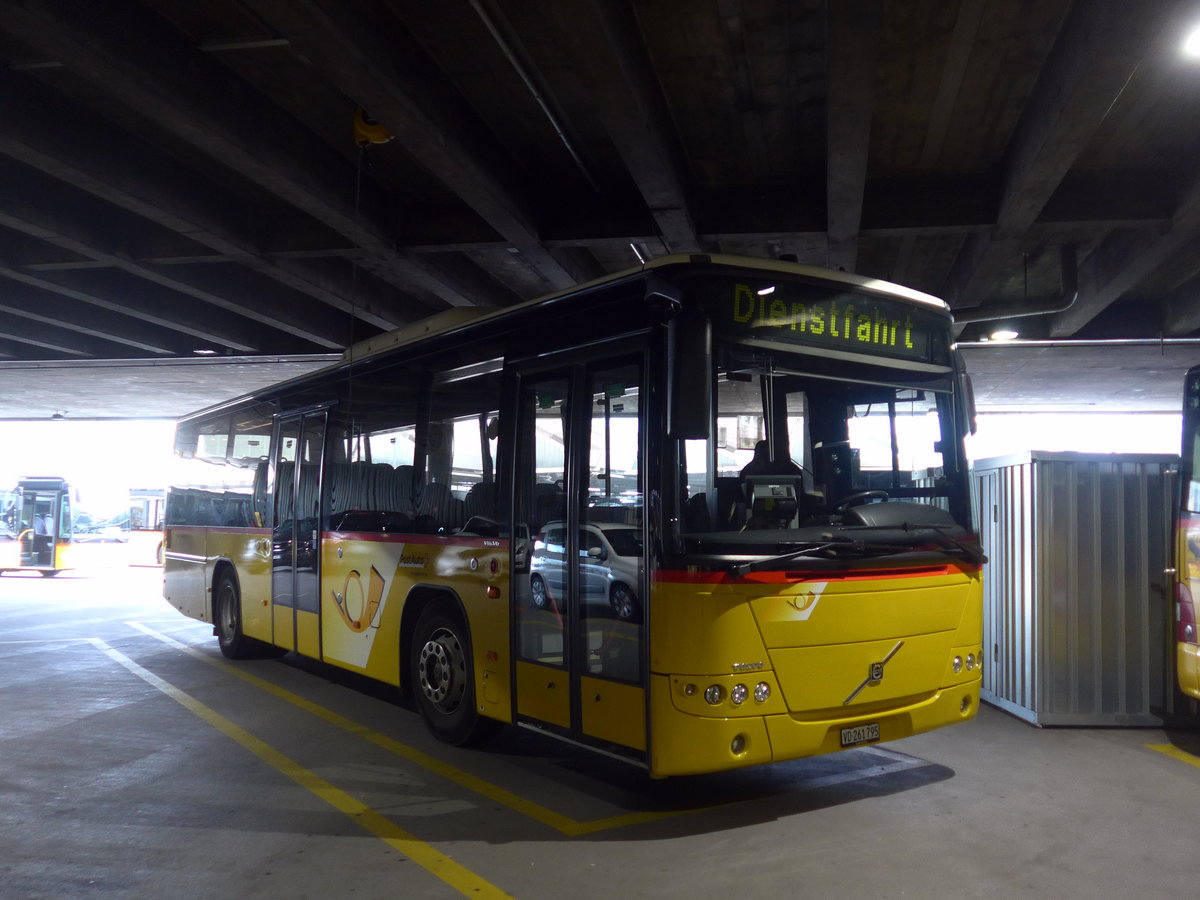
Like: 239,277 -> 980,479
840,723 -> 880,747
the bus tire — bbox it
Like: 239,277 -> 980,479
40,570 -> 60,578
214,571 -> 254,660
410,603 -> 497,746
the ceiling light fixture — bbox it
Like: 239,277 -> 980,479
1185,24 -> 1200,58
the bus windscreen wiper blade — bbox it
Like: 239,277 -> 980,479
728,540 -> 850,576
910,524 -> 987,565
728,525 -> 985,576
841,522 -> 987,565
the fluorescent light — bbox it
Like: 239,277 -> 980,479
756,285 -> 776,296
1185,23 -> 1200,57
990,328 -> 1019,341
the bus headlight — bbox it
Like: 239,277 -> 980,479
730,684 -> 748,705
966,653 -> 976,671
754,682 -> 771,703
952,655 -> 963,673
704,684 -> 724,705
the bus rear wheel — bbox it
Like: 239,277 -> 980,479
410,604 -> 497,746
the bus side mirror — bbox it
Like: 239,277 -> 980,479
954,350 -> 977,436
668,308 -> 711,440
959,372 -> 978,436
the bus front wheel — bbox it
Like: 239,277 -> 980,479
410,604 -> 497,746
215,572 -> 253,659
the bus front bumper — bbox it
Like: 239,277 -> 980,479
648,674 -> 980,778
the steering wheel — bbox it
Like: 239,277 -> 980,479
834,490 -> 889,511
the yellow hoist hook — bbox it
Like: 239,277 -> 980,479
353,109 -> 392,148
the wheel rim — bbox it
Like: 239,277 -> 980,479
530,576 -> 547,608
417,626 -> 467,713
611,585 -> 635,620
217,584 -> 236,641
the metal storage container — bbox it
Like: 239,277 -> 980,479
971,451 -> 1177,726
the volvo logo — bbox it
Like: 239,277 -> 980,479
843,640 -> 905,705
732,661 -> 765,672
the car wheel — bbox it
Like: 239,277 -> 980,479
530,573 -> 548,609
610,582 -> 638,621
410,604 -> 498,746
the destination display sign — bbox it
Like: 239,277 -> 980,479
698,277 -> 951,366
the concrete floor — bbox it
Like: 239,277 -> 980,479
2,564 -> 1199,899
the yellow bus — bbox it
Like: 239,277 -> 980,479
1,476 -> 74,576
162,254 -> 984,776
1173,365 -> 1200,701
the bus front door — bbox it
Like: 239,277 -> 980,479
18,488 -> 61,570
271,412 -> 326,657
512,354 -> 647,758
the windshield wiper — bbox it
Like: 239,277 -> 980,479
727,540 -> 848,576
726,523 -> 985,576
834,521 -> 987,566
726,534 -> 916,576
906,523 -> 987,565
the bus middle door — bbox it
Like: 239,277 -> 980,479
271,412 -> 326,658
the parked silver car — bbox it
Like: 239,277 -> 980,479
529,521 -> 642,621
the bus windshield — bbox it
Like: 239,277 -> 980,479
680,339 -> 972,562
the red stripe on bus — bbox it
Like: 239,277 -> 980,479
165,525 -> 271,535
656,564 -> 975,585
324,531 -> 509,548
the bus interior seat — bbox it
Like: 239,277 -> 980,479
714,477 -> 745,529
464,481 -> 497,521
684,492 -> 711,532
532,481 -> 565,533
393,465 -> 420,518
416,481 -> 463,533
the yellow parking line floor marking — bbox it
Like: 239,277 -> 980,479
129,621 -> 697,835
128,620 -> 929,836
88,637 -> 513,900
1146,743 -> 1200,770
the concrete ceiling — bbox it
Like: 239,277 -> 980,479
959,340 -> 1200,412
0,356 -> 337,421
0,341 -> 1197,421
4,1 -> 1200,416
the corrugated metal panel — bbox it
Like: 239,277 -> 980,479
972,451 -> 1177,726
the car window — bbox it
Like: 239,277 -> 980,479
602,528 -> 643,557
